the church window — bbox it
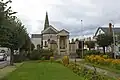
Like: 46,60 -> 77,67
44,41 -> 48,47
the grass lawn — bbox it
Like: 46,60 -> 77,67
1,61 -> 85,80
0,63 -> 23,79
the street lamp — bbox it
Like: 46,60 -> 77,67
81,20 -> 84,59
112,24 -> 116,59
110,20 -> 116,59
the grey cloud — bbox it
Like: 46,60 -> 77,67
47,0 -> 120,38
17,0 -> 120,38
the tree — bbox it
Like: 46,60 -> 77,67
96,34 -> 113,54
20,34 -> 31,51
0,0 -> 28,65
85,41 -> 95,50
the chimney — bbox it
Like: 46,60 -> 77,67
109,23 -> 112,33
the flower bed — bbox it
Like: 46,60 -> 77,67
59,56 -> 115,80
85,55 -> 120,70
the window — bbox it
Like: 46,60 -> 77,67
37,44 -> 41,50
44,41 -> 48,47
119,47 -> 120,52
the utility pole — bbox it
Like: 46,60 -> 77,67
112,24 -> 116,59
111,20 -> 116,59
81,20 -> 84,59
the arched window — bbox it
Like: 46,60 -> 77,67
37,44 -> 41,50
44,41 -> 48,47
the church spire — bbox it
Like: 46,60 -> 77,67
44,12 -> 49,30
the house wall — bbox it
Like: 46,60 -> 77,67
43,34 -> 57,40
69,43 -> 76,54
42,34 -> 57,49
31,38 -> 42,49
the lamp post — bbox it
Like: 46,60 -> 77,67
110,20 -> 116,59
81,20 -> 84,59
112,24 -> 116,59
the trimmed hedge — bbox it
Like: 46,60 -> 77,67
84,50 -> 100,56
29,49 -> 53,60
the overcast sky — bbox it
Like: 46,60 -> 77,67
10,0 -> 120,38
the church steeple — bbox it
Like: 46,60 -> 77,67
44,12 -> 49,30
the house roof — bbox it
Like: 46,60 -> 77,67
58,29 -> 69,34
94,27 -> 120,37
31,34 -> 42,38
44,12 -> 49,30
42,25 -> 58,34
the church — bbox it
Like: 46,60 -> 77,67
31,12 -> 70,55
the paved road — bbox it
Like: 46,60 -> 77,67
0,56 -> 10,69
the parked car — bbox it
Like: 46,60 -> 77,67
0,52 -> 7,61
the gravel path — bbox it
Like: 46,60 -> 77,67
70,59 -> 120,79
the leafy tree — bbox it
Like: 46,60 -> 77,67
20,34 -> 31,51
0,0 -> 28,65
85,41 -> 95,50
96,34 -> 113,54
31,43 -> 35,51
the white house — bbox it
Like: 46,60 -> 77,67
31,12 -> 69,55
94,23 -> 120,55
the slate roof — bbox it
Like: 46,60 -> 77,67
43,28 -> 58,34
58,29 -> 69,34
94,27 -> 120,37
31,34 -> 42,38
101,27 -> 120,33
42,25 -> 58,34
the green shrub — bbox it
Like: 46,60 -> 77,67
41,56 -> 45,61
41,49 -> 53,60
13,52 -> 27,63
76,49 -> 87,58
84,50 -> 100,56
102,55 -> 108,59
55,60 -> 62,64
29,50 -> 41,60
65,62 -> 110,80
29,49 -> 53,60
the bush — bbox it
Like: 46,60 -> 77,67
13,52 -> 27,63
65,62 -> 108,80
13,54 -> 22,63
84,50 -> 100,56
62,56 -> 69,65
41,56 -> 45,61
29,49 -> 53,60
29,50 -> 41,60
41,49 -> 53,60
76,49 -> 87,58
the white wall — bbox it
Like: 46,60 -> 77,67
43,34 -> 57,40
42,34 -> 57,48
96,28 -> 105,36
31,38 -> 41,49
